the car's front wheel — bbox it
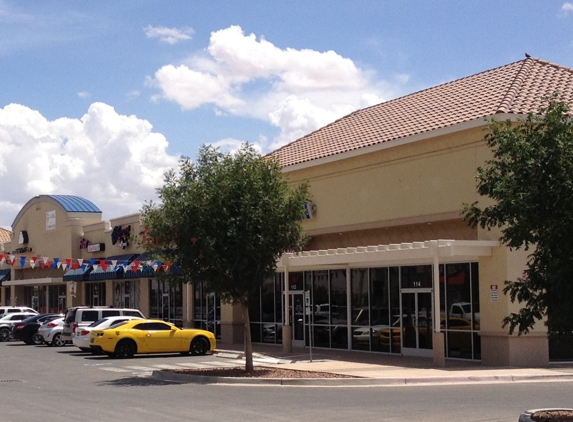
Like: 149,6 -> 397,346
114,339 -> 136,358
0,327 -> 10,342
190,337 -> 210,356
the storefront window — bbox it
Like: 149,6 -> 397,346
149,279 -> 183,327
192,281 -> 220,338
330,269 -> 347,349
111,280 -> 140,311
86,282 -> 106,307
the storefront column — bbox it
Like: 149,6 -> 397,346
431,241 -> 445,367
282,265 -> 292,353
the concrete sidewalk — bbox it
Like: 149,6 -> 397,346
202,342 -> 573,386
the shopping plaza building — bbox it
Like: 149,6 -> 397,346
1,56 -> 573,367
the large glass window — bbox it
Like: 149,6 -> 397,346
192,281 -> 220,338
441,263 -> 480,360
149,279 -> 182,327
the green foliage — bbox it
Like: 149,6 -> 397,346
141,143 -> 310,307
463,97 -> 573,337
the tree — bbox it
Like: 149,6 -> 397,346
463,97 -> 573,338
140,143 -> 310,372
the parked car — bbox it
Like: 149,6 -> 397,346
62,306 -> 145,343
90,319 -> 216,358
0,312 -> 39,342
73,315 -> 144,352
0,306 -> 38,317
10,313 -> 63,344
37,317 -> 67,347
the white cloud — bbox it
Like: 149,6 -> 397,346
77,91 -> 90,98
559,2 -> 573,16
0,102 -> 179,228
150,25 -> 397,150
207,137 -> 264,156
144,25 -> 194,44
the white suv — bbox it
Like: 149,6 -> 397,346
62,306 -> 145,342
0,306 -> 38,317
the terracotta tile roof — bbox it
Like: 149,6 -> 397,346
270,57 -> 573,168
0,228 -> 11,245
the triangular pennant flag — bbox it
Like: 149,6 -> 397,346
53,257 -> 60,268
9,255 -> 16,267
100,259 -> 107,272
29,256 -> 37,269
20,256 -> 26,268
153,261 -> 161,271
78,258 -> 84,267
72,262 -> 80,270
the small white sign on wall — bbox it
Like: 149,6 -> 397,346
490,284 -> 499,302
46,210 -> 56,230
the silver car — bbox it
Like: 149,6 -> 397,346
37,317 -> 67,347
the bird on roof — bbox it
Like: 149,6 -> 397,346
525,53 -> 531,58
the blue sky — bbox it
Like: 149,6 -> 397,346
0,0 -> 572,229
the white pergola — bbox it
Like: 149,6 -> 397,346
277,239 -> 500,363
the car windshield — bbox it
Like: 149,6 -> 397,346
89,318 -> 110,328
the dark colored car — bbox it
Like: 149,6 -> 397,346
10,313 -> 63,345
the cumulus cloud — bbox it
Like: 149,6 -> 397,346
144,25 -> 194,44
150,25 -> 393,150
0,102 -> 179,228
560,2 -> 573,16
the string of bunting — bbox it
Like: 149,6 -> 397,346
0,253 -> 172,273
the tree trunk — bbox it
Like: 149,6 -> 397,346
241,303 -> 254,373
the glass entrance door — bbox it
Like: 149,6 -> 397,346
285,292 -> 305,347
401,290 -> 433,357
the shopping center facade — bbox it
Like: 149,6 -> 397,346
2,57 -> 573,367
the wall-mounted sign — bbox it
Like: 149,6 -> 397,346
18,230 -> 29,244
490,284 -> 499,302
303,203 -> 316,219
46,210 -> 56,230
87,243 -> 105,253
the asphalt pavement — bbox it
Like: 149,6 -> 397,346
153,341 -> 573,386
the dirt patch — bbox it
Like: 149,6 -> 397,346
168,366 -> 357,379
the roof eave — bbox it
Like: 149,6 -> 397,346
281,113 -> 521,173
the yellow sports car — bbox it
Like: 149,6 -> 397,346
89,319 -> 216,358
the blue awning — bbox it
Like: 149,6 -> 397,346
124,253 -> 156,278
89,265 -> 122,281
87,254 -> 137,281
0,269 -> 10,285
63,266 -> 91,282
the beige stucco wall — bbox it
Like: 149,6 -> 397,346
287,127 -> 486,238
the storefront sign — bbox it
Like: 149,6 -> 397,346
87,243 -> 105,253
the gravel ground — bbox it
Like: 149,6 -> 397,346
169,366 -> 357,378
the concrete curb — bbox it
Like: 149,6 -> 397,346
151,369 -> 573,387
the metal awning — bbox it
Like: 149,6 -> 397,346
0,269 -> 10,286
63,267 -> 91,282
277,239 -> 500,271
3,277 -> 63,286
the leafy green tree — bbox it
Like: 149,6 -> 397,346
141,143 -> 310,372
463,97 -> 573,338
